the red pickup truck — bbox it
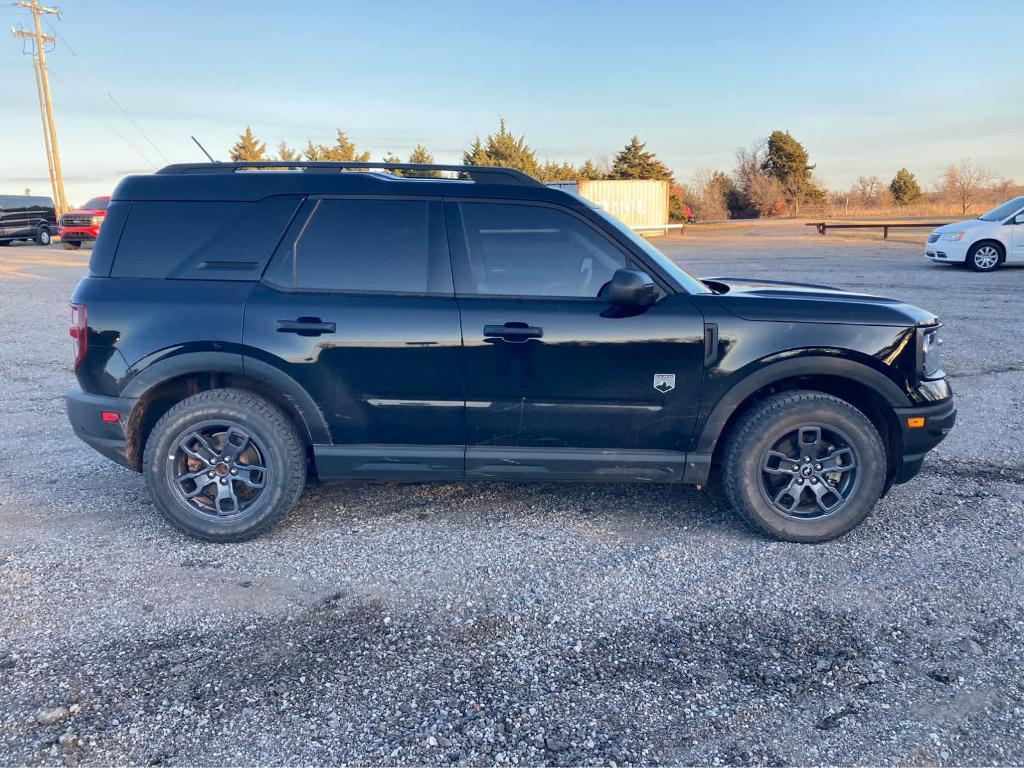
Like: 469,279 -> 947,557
59,196 -> 110,250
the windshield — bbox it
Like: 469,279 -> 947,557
978,196 -> 1024,222
586,205 -> 711,295
81,197 -> 108,211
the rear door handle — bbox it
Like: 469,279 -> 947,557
483,322 -> 543,342
276,318 -> 336,336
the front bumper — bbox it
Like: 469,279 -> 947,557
892,396 -> 957,483
59,226 -> 99,243
66,387 -> 138,471
925,239 -> 968,263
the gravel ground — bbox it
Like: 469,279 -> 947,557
1,225 -> 1022,766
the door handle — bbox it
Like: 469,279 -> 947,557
483,322 -> 543,342
276,318 -> 336,336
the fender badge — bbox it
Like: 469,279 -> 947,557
653,373 -> 676,393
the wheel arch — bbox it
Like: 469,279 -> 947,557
120,351 -> 330,471
967,238 -> 1006,261
698,357 -> 909,490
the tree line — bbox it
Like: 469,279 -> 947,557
227,120 -> 671,183
228,123 -> 1018,222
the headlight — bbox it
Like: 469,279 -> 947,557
940,232 -> 965,241
90,216 -> 103,227
919,326 -> 943,379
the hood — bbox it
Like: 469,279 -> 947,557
66,208 -> 107,216
703,276 -> 938,327
931,218 -> 988,234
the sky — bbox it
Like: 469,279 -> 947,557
0,0 -> 1021,206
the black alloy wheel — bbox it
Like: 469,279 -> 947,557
722,390 -> 885,542
166,422 -> 269,519
143,389 -> 306,542
759,424 -> 859,518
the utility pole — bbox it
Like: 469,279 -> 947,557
11,1 -> 67,215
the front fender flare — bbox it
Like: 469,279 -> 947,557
694,355 -> 910,456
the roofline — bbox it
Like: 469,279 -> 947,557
156,161 -> 543,187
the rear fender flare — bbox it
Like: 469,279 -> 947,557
120,350 -> 330,445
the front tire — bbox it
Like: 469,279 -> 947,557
35,226 -> 51,246
63,241 -> 82,250
967,242 -> 1003,272
143,389 -> 306,542
722,391 -> 885,542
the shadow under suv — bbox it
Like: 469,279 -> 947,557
67,161 -> 956,542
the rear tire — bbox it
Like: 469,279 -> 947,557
63,241 -> 82,250
143,388 -> 306,542
967,241 -> 1003,272
722,391 -> 885,542
35,226 -> 51,246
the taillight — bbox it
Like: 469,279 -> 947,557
70,303 -> 87,369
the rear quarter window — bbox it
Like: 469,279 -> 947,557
110,195 -> 302,280
88,201 -> 131,276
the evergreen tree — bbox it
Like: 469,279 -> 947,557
609,136 -> 673,180
761,130 -> 820,213
229,127 -> 267,162
538,160 -> 578,182
303,130 -> 371,162
461,119 -> 540,177
382,152 -> 404,175
579,159 -> 606,180
303,139 -> 324,161
709,170 -> 744,217
276,141 -> 300,162
889,167 -> 923,205
462,137 -> 489,167
406,144 -> 440,178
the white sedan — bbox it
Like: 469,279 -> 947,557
926,196 -> 1024,272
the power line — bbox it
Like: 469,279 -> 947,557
107,92 -> 169,164
43,16 -> 170,164
48,67 -> 157,168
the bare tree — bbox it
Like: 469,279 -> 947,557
851,175 -> 883,207
690,169 -> 730,222
734,140 -> 767,191
731,142 -> 787,217
939,160 -> 993,215
747,174 -> 786,216
991,177 -> 1020,203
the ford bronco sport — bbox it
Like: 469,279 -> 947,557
67,161 -> 956,543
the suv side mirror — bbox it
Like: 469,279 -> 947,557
603,268 -> 659,307
1014,213 -> 1024,225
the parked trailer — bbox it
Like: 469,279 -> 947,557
546,179 -> 673,234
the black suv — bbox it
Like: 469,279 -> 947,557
67,161 -> 956,543
0,194 -> 57,246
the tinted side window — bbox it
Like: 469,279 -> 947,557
459,203 -> 628,298
291,199 -> 449,294
111,196 -> 302,280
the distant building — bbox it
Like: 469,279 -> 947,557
546,179 -> 671,233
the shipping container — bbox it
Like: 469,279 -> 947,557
546,179 -> 669,231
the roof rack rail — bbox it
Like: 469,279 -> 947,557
155,161 -> 543,187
